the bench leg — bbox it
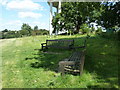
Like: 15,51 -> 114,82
59,61 -> 76,76
59,63 -> 65,76
42,46 -> 43,50
59,65 -> 65,76
42,46 -> 48,52
79,56 -> 85,75
41,45 -> 45,50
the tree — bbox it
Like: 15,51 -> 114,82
52,2 -> 102,34
19,30 -> 29,36
2,29 -> 8,32
0,31 -> 2,39
80,23 -> 91,34
21,23 -> 33,36
100,2 -> 120,28
34,25 -> 39,30
2,30 -> 19,39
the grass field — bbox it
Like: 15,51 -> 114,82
1,34 -> 119,88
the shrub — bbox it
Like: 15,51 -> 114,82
31,30 -> 49,36
96,27 -> 102,35
80,24 -> 91,34
19,30 -> 30,36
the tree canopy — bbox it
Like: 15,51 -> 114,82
100,2 -> 120,28
52,2 -> 120,34
1,23 -> 49,39
52,2 -> 102,34
34,25 -> 39,31
21,23 -> 33,36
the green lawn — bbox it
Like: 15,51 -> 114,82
1,35 -> 119,88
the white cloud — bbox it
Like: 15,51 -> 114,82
4,0 -> 43,11
0,0 -> 8,5
18,12 -> 42,19
6,20 -> 22,25
0,20 -> 22,30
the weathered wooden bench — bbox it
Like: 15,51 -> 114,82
59,50 -> 85,75
41,39 -> 74,50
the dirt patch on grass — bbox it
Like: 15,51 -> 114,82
15,39 -> 23,46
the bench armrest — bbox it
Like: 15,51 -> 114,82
41,43 -> 47,50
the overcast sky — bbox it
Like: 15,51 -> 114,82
0,0 -> 57,31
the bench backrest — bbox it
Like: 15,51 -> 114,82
46,39 -> 74,48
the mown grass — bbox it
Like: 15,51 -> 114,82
1,34 -> 119,88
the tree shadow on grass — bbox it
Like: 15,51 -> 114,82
25,35 -> 119,88
28,49 -> 73,72
25,36 -> 87,72
84,36 -> 119,88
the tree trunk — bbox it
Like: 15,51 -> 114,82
75,18 -> 82,34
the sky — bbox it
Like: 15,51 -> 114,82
0,0 -> 57,31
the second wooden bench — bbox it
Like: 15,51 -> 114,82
59,50 -> 85,75
41,39 -> 74,50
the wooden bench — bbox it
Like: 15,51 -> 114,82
59,50 -> 85,75
41,39 -> 74,51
